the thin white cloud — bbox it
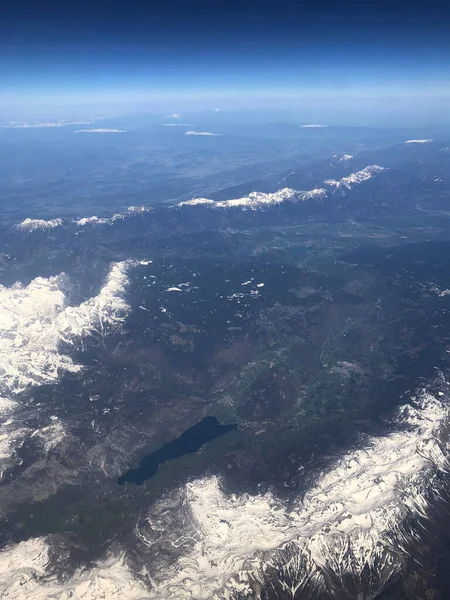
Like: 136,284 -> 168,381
1,120 -> 95,129
301,124 -> 328,128
75,128 -> 126,133
166,113 -> 181,119
405,139 -> 433,144
185,131 -> 223,136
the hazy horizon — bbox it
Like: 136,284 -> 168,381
2,0 -> 450,126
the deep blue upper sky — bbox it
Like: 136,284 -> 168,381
1,0 -> 450,120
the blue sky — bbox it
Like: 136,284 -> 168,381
2,0 -> 450,122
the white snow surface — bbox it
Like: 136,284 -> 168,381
16,207 -> 151,233
0,260 -> 137,474
1,392 -> 449,598
0,539 -> 149,600
17,207 -> 148,232
76,216 -> 110,226
0,397 -> 22,470
179,187 -> 327,209
16,218 -> 63,232
28,420 -> 67,455
179,171 -> 382,209
0,397 -> 16,415
179,198 -> 216,206
324,164 -> 385,190
127,206 -> 149,214
0,260 -> 134,396
76,206 -> 149,227
137,392 -> 450,599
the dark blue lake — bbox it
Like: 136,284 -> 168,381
118,416 -> 237,486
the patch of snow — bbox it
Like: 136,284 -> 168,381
0,397 -> 16,416
30,419 -> 66,453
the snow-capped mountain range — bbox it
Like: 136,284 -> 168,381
179,165 -> 385,209
2,388 -> 449,599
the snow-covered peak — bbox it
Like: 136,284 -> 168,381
16,218 -> 63,232
76,216 -> 110,226
0,260 -> 136,396
76,206 -> 149,226
0,260 -> 141,477
135,391 -> 450,599
215,188 -> 299,208
16,204 -> 151,232
324,164 -> 385,190
179,198 -> 216,206
126,206 -> 150,214
179,187 -> 327,210
0,540 -> 148,599
179,167 -> 382,211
